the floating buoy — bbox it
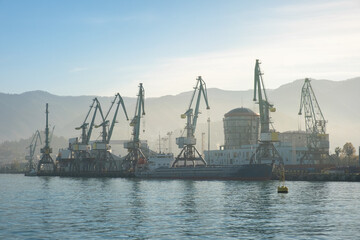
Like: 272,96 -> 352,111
277,164 -> 288,193
278,185 -> 288,193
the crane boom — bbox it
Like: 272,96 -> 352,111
254,59 -> 275,134
81,98 -> 105,144
26,130 -> 42,171
107,93 -> 129,143
298,78 -> 326,134
86,98 -> 102,144
192,77 -> 210,135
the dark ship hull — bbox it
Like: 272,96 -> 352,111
135,163 -> 273,180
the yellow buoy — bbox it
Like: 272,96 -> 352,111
277,165 -> 288,193
278,185 -> 288,193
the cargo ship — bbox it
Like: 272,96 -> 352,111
135,153 -> 273,180
135,163 -> 273,180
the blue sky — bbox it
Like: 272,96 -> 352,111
1,0 -> 359,97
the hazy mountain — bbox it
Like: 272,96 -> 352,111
1,77 -> 359,157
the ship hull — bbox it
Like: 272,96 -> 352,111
135,164 -> 273,180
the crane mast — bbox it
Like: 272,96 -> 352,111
298,78 -> 329,163
25,130 -> 42,172
123,83 -> 146,174
37,103 -> 56,174
250,60 -> 283,165
172,76 -> 210,167
131,83 -> 145,144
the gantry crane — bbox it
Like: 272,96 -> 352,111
123,83 -> 146,173
298,78 -> 329,163
25,130 -> 42,172
92,93 -> 129,171
250,60 -> 283,165
37,103 -> 56,174
172,76 -> 210,167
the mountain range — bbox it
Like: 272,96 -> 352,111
1,77 -> 359,155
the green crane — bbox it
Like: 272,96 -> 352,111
69,98 -> 105,172
96,93 -> 129,144
253,59 -> 276,134
123,83 -> 146,173
37,103 -> 56,174
25,130 -> 42,172
92,93 -> 129,171
172,76 -> 210,167
298,78 -> 329,163
74,98 -> 105,149
250,60 -> 283,165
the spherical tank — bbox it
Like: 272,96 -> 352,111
223,107 -> 260,149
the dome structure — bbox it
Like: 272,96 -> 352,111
224,107 -> 259,118
223,107 -> 260,149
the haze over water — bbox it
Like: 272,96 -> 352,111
1,174 -> 359,239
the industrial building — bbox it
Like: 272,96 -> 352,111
223,107 -> 259,149
205,107 -> 318,166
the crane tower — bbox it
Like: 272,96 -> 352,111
25,130 -> 42,172
250,60 -> 283,165
298,78 -> 329,163
123,83 -> 146,174
37,103 -> 56,174
172,76 -> 210,167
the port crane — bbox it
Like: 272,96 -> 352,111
298,78 -> 329,163
25,130 -> 42,172
93,93 -> 129,170
250,59 -> 283,165
73,98 -> 104,155
172,76 -> 210,167
37,103 -> 56,173
76,98 -> 105,146
123,83 -> 146,173
70,98 -> 105,172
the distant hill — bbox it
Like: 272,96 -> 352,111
1,77 -> 359,157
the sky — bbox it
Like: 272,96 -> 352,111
0,0 -> 359,97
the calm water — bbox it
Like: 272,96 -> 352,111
1,174 -> 359,239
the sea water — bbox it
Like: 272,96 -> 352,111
1,174 -> 359,239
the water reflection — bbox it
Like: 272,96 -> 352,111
127,179 -> 146,239
180,181 -> 197,214
221,181 -> 277,239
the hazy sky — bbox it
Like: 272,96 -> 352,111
1,0 -> 359,97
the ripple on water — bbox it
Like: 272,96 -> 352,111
1,175 -> 360,239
